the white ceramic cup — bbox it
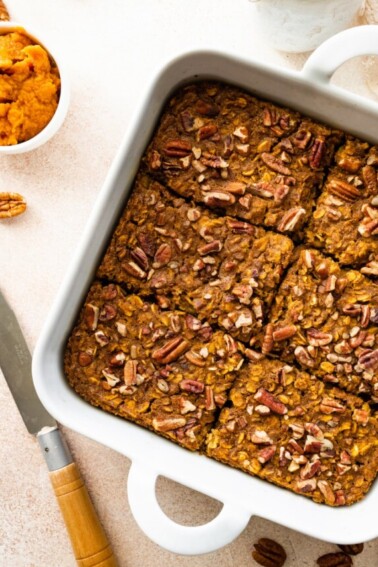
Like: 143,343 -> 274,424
251,0 -> 364,52
0,23 -> 69,154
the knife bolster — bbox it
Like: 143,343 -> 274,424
37,427 -> 73,471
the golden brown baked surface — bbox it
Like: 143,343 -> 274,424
206,358 -> 378,506
262,248 -> 378,400
64,282 -> 243,451
64,80 -> 378,506
97,172 -> 294,342
144,82 -> 342,235
306,138 -> 378,273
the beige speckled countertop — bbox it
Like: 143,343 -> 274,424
1,1 -> 378,566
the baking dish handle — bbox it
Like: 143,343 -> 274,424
127,461 -> 251,555
302,25 -> 378,84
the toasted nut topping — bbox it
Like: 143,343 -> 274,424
251,430 -> 274,444
254,388 -> 288,415
309,138 -> 325,169
122,261 -> 147,279
78,352 -> 93,367
262,323 -> 274,355
203,190 -> 236,207
272,325 -> 297,342
180,379 -> 205,394
124,360 -> 138,385
84,303 -> 99,331
152,416 -> 186,432
257,445 -> 277,464
319,397 -> 346,414
297,478 -> 317,493
152,337 -> 190,364
328,178 -> 361,201
277,207 -> 306,232
261,152 -> 291,175
163,139 -> 192,157
99,304 -> 117,321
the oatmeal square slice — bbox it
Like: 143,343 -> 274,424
262,248 -> 378,399
64,282 -> 244,451
97,173 -> 294,342
145,81 -> 342,234
206,358 -> 378,506
306,138 -> 378,273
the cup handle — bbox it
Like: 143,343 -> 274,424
302,25 -> 378,85
127,461 -> 251,555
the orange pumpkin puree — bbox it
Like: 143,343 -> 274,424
0,31 -> 60,145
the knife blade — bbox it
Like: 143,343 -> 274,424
0,288 -> 118,567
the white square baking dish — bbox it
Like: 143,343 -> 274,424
33,25 -> 378,555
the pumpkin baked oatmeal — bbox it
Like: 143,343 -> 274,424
97,172 -> 294,342
261,248 -> 378,399
64,282 -> 243,451
145,82 -> 342,235
306,138 -> 378,274
206,358 -> 378,506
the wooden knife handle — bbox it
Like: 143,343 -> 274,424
38,427 -> 118,567
49,463 -> 117,567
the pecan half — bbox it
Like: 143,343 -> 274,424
307,329 -> 333,346
337,543 -> 364,556
328,178 -> 361,202
130,247 -> 149,272
319,397 -> 346,414
252,538 -> 287,567
163,139 -> 192,157
198,124 -> 218,140
316,552 -> 352,567
84,303 -> 99,331
152,336 -> 190,363
0,192 -> 27,219
261,152 -> 292,175
196,99 -> 219,116
277,207 -> 306,232
122,261 -> 147,279
153,243 -> 172,267
309,138 -> 325,169
358,349 -> 378,370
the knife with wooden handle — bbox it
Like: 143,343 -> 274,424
0,289 -> 118,567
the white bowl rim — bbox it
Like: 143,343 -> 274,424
0,21 -> 70,154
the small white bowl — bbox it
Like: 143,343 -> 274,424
0,22 -> 69,154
